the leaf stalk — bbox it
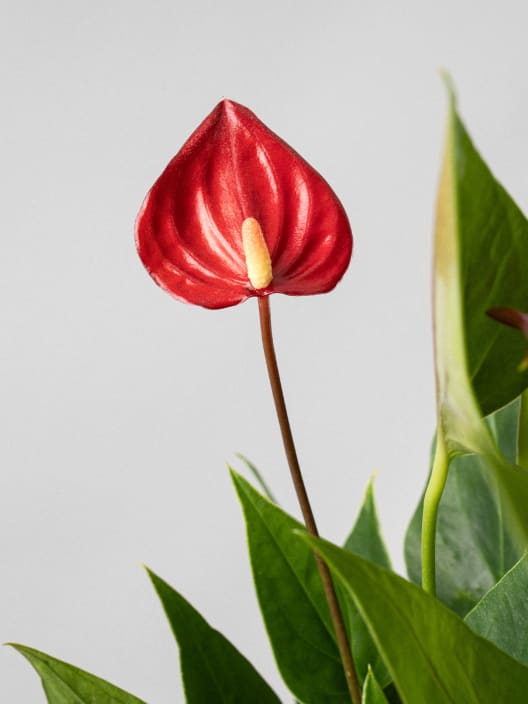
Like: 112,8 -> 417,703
421,427 -> 449,595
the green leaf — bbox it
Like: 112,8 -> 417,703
465,553 -> 528,665
9,644 -> 146,703
362,669 -> 388,704
231,469 -> 350,703
344,477 -> 391,570
301,534 -> 528,704
432,83 -> 528,543
146,569 -> 280,704
446,89 -> 528,415
405,399 -> 521,616
235,453 -> 278,504
519,390 -> 528,468
343,478 -> 391,686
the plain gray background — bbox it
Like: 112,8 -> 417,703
2,0 -> 527,701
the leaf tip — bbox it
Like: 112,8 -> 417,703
142,565 -> 164,593
6,643 -> 34,659
366,470 -> 378,492
440,69 -> 457,109
228,464 -> 241,483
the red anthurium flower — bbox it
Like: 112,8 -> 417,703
487,307 -> 528,371
136,99 -> 353,309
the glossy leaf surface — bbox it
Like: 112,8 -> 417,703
405,399 -> 521,616
147,569 -> 280,704
432,87 -> 528,542
231,470 -> 350,703
136,99 -> 352,309
302,535 -> 528,704
465,553 -> 528,666
10,644 -> 146,704
447,100 -> 528,415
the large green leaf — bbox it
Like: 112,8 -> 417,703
405,399 -> 521,615
432,85 -> 528,543
231,469 -> 350,703
449,96 -> 528,415
301,535 -> 528,704
232,471 -> 392,698
146,569 -> 280,704
10,644 -> 146,703
465,553 -> 528,665
342,478 -> 391,686
361,669 -> 388,704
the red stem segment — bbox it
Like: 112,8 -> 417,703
257,296 -> 361,704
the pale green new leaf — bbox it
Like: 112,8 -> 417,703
405,399 -> 521,615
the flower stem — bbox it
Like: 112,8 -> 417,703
421,426 -> 449,595
257,296 -> 361,704
517,389 -> 528,468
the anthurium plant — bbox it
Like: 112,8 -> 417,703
9,82 -> 528,703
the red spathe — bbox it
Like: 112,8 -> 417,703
136,99 -> 353,309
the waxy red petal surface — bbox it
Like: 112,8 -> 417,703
136,100 -> 353,309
